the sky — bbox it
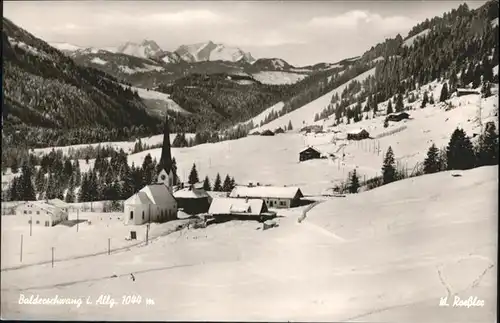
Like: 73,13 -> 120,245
4,0 -> 488,66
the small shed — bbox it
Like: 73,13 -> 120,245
299,146 -> 322,162
385,112 -> 410,122
260,129 -> 275,136
347,128 -> 370,140
173,186 -> 211,215
457,88 -> 480,97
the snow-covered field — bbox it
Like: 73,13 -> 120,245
1,166 -> 496,321
232,101 -> 285,129
118,64 -> 164,74
90,57 -> 107,65
252,71 -> 308,85
129,86 -> 190,114
251,68 -> 377,132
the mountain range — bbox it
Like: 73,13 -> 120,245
51,39 -> 255,64
2,0 -> 498,149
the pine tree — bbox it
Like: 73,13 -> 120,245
171,158 -> 178,185
35,169 -> 45,195
188,163 -> 199,185
9,178 -> 19,201
19,161 -> 36,201
349,169 -> 360,193
446,128 -> 476,170
395,94 -> 404,112
202,176 -> 212,191
423,143 -> 440,174
421,91 -> 429,109
230,177 -> 236,191
121,164 -> 134,199
386,100 -> 393,115
222,175 -> 232,192
477,122 -> 498,166
382,146 -> 396,184
429,94 -> 435,104
141,154 -> 154,186
481,81 -> 492,98
11,158 -> 19,174
287,120 -> 293,131
65,182 -> 75,203
439,83 -> 449,102
213,173 -> 222,191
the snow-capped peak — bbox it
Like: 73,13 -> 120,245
116,40 -> 164,59
175,41 -> 255,63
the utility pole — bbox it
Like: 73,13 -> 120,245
51,247 -> 54,268
108,238 -> 111,255
30,217 -> 32,236
146,224 -> 150,246
77,209 -> 79,232
20,234 -> 23,263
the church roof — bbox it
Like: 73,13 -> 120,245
124,192 -> 152,205
140,183 -> 174,205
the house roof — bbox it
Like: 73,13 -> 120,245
299,146 -> 322,154
208,197 -> 265,216
47,198 -> 69,208
17,201 -> 60,215
229,186 -> 303,199
141,183 -> 174,205
347,128 -> 369,135
174,187 -> 210,199
124,191 -> 152,205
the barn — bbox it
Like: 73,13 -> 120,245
124,184 -> 177,225
229,185 -> 304,208
347,128 -> 370,140
15,201 -> 67,227
385,112 -> 410,122
457,88 -> 480,97
299,146 -> 322,162
173,186 -> 211,215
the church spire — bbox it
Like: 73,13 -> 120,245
159,114 -> 172,174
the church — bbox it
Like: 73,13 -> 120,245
123,116 -> 178,225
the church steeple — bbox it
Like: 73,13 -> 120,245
157,114 -> 174,188
159,114 -> 172,174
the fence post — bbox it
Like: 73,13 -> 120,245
30,217 -> 32,236
108,238 -> 111,255
77,209 -> 79,232
20,234 -> 23,263
51,247 -> 54,268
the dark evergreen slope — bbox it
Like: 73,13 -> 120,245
2,18 -> 162,148
316,0 -> 499,124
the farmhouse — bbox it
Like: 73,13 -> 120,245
208,197 -> 268,217
299,146 -> 322,162
15,201 -> 67,227
123,115 -> 178,225
347,128 -> 370,140
385,112 -> 410,122
173,186 -> 211,215
457,88 -> 480,97
229,185 -> 304,208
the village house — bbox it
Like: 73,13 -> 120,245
229,185 -> 304,208
124,184 -> 177,225
299,146 -> 322,162
123,115 -> 177,225
347,128 -> 370,140
173,185 -> 211,215
15,201 -> 67,227
208,197 -> 269,217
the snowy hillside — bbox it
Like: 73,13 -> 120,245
252,71 -> 308,85
1,166 -> 496,321
126,86 -> 190,115
403,29 -> 431,47
232,102 -> 285,129
49,42 -> 86,52
251,68 -> 377,133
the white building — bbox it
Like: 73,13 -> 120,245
15,201 -> 67,227
124,184 -> 177,225
208,197 -> 268,216
229,185 -> 304,208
